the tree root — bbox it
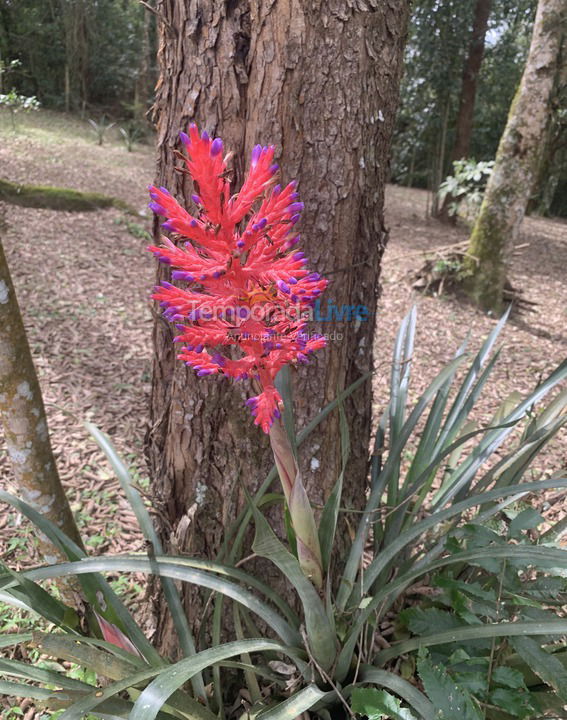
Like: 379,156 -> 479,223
410,246 -> 537,314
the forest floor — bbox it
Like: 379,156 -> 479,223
0,110 -> 155,606
0,110 -> 566,703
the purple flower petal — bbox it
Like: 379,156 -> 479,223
251,145 -> 262,166
211,138 -> 223,156
287,202 -> 304,214
148,202 -> 166,215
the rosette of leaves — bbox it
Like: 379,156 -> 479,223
388,506 -> 567,720
88,115 -> 115,146
1,309 -> 567,720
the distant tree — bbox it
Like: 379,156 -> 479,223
0,0 -> 156,113
437,0 -> 493,221
392,0 -> 475,198
391,0 -> 537,197
147,0 -> 410,657
133,4 -> 153,122
462,0 -> 566,311
59,0 -> 88,113
469,0 -> 536,158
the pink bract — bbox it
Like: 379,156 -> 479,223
148,124 -> 327,432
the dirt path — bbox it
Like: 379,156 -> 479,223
378,184 -> 566,408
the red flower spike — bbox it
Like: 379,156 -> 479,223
148,124 -> 327,432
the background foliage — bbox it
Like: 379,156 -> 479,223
0,0 -> 155,116
390,0 -> 567,216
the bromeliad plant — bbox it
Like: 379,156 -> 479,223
148,124 -> 327,585
1,128 -> 567,720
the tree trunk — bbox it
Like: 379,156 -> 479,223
134,5 -> 152,123
431,100 -> 450,217
438,0 -> 492,222
0,226 -> 85,562
451,0 -> 492,164
528,31 -> 567,215
462,0 -> 565,312
147,0 -> 409,658
60,0 -> 89,112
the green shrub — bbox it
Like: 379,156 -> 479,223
439,158 -> 494,222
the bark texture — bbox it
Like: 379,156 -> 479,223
0,230 -> 84,562
528,31 -> 567,215
147,0 -> 409,656
464,0 -> 566,311
439,0 -> 492,222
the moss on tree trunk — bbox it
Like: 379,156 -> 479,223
462,0 -> 565,312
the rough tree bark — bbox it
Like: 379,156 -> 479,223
528,31 -> 567,215
147,0 -> 409,657
438,0 -> 492,222
0,227 -> 84,562
463,0 -> 565,312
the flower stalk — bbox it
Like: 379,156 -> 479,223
269,418 -> 323,588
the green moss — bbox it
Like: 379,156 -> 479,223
0,178 -> 135,213
463,212 -> 507,313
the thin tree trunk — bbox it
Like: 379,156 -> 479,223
438,0 -> 492,222
406,144 -> 417,188
431,100 -> 450,217
77,0 -> 88,113
0,227 -> 84,561
147,0 -> 409,658
452,0 -> 492,163
60,0 -> 88,113
134,5 -> 152,122
64,64 -> 70,113
463,0 -> 565,311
